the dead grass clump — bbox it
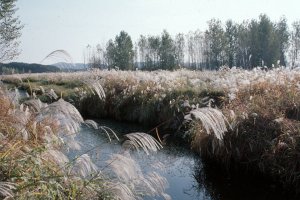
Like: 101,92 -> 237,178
191,80 -> 300,192
0,87 -> 98,199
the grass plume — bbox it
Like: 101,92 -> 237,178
185,107 -> 230,140
123,132 -> 163,155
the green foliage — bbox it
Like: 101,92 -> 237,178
147,35 -> 160,69
138,30 -> 183,71
224,20 -> 238,68
0,0 -> 23,62
85,14 -> 300,70
256,14 -> 279,67
276,17 -> 289,66
159,30 -> 177,70
205,19 -> 226,69
106,31 -> 134,70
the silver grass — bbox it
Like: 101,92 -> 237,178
39,99 -> 83,124
46,88 -> 58,100
12,124 -> 29,141
32,121 -> 37,140
10,99 -> 29,139
71,154 -> 98,178
21,128 -> 28,141
106,182 -> 135,200
52,126 -> 81,150
185,107 -> 230,140
78,184 -> 99,200
150,161 -> 166,172
123,132 -> 162,155
36,100 -> 83,149
19,103 -> 23,112
84,119 -> 99,129
63,135 -> 81,150
106,153 -> 142,182
12,104 -> 31,125
8,88 -> 20,105
42,126 -> 62,145
39,86 -> 45,94
42,149 -> 69,167
84,120 -> 120,141
99,126 -> 120,142
141,172 -> 170,200
43,126 -> 54,136
161,193 -> 172,200
107,153 -> 170,200
3,67 -> 300,98
37,99 -> 83,135
0,182 -> 16,198
145,172 -> 169,193
23,99 -> 47,113
82,78 -> 106,100
40,49 -> 74,64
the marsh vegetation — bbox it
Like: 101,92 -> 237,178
1,0 -> 300,199
1,66 -> 300,199
0,80 -> 171,199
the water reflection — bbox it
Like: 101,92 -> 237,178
66,120 -> 211,199
193,159 -> 299,200
66,119 -> 298,200
132,147 -> 211,200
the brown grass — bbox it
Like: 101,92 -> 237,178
191,80 -> 300,192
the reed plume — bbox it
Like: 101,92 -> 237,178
0,182 -> 16,199
185,107 -> 230,140
123,132 -> 163,155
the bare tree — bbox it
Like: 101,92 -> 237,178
138,35 -> 147,68
174,33 -> 185,67
290,21 -> 300,67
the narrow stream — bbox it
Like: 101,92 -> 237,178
10,88 -> 297,199
66,119 -> 292,200
66,120 -> 208,199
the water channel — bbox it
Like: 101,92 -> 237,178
66,119 -> 291,200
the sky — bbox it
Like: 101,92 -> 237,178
14,0 -> 300,64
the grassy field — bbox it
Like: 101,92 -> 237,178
2,66 -> 300,195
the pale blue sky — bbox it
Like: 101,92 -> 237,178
14,0 -> 300,63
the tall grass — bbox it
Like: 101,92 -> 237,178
2,66 -> 300,193
0,84 -> 169,199
185,107 -> 230,140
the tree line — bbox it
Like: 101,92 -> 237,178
1,2 -> 300,71
86,14 -> 300,70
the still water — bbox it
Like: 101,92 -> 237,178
67,119 -> 292,200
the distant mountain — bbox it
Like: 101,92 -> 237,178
52,62 -> 87,71
0,62 -> 60,74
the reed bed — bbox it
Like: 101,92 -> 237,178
0,83 -> 169,199
2,66 -> 300,193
